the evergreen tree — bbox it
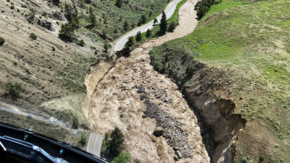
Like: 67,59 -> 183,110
104,43 -> 109,52
72,0 -> 78,16
102,30 -> 107,39
141,15 -> 146,24
136,31 -> 142,41
123,21 -> 129,31
116,0 -> 123,8
146,29 -> 151,37
109,127 -> 124,157
153,18 -> 158,26
65,3 -> 73,22
114,28 -> 118,33
168,20 -> 176,32
125,36 -> 134,49
89,7 -> 96,25
159,11 -> 167,35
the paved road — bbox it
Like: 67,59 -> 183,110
86,133 -> 103,157
112,0 -> 182,52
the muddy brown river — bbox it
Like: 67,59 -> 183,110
86,0 -> 210,162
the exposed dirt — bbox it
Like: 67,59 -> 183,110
86,0 -> 210,162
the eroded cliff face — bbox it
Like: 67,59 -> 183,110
150,44 -> 247,162
82,55 -> 117,119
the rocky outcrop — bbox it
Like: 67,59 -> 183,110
142,102 -> 193,159
41,20 -> 55,31
48,11 -> 67,21
183,68 -> 247,163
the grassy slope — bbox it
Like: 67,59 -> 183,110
152,0 -> 290,162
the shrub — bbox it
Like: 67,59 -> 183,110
25,69 -> 30,74
259,156 -> 264,162
72,118 -> 79,128
1,10 -> 4,13
7,0 -> 10,2
42,12 -> 47,17
77,39 -> 85,47
13,62 -> 17,66
5,82 -> 22,100
104,43 -> 109,52
41,86 -> 45,89
111,152 -> 132,163
0,37 -> 5,46
17,9 -> 20,12
10,6 -> 14,9
185,65 -> 195,76
52,46 -> 55,51
29,33 -> 37,40
168,21 -> 176,32
80,132 -> 86,145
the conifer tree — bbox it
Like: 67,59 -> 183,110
124,20 -> 129,31
109,127 -> 124,157
153,18 -> 158,26
159,11 -> 167,35
146,29 -> 151,37
89,7 -> 96,25
116,0 -> 123,8
114,28 -> 118,33
125,36 -> 134,49
136,31 -> 142,41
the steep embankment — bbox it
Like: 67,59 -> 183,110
150,44 -> 247,162
150,0 -> 290,162
85,0 -> 211,162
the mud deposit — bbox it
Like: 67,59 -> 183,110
88,47 -> 209,162
86,0 -> 210,162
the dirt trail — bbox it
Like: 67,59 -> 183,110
87,0 -> 209,162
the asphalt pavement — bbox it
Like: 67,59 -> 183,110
86,133 -> 103,157
112,0 -> 182,52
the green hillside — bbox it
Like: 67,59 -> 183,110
150,0 -> 290,162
